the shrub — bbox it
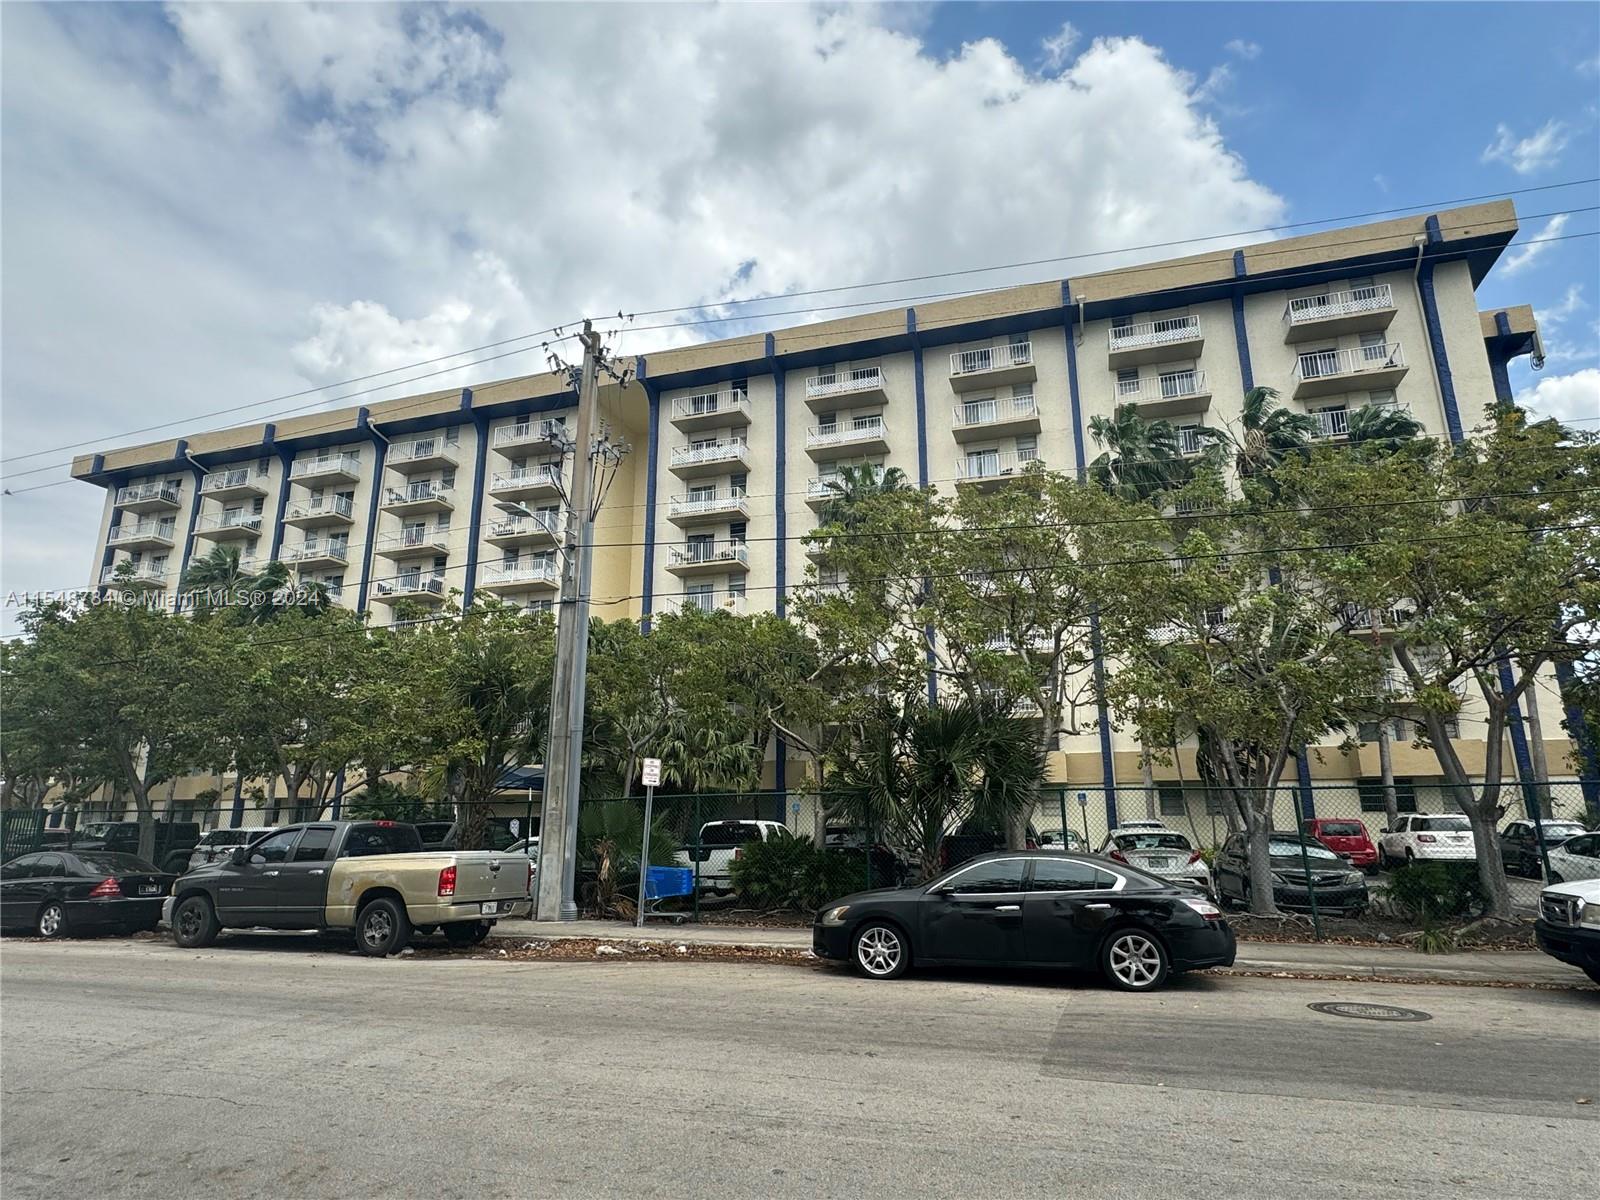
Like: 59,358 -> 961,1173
1383,861 -> 1487,921
730,830 -> 870,912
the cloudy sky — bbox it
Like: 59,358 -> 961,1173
2,2 -> 1597,627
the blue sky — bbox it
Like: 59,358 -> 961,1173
1,2 -> 1596,621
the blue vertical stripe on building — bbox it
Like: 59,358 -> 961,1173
461,399 -> 488,610
908,309 -> 929,488
1496,659 -> 1542,818
1231,250 -> 1255,391
1062,282 -> 1087,478
1553,658 -> 1600,814
1416,220 -> 1464,443
638,357 -> 660,629
354,409 -> 387,614
268,446 -> 293,560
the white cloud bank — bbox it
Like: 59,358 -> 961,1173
1516,368 -> 1600,426
1481,119 -> 1570,174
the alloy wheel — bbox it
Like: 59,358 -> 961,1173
37,904 -> 63,938
362,909 -> 394,949
176,905 -> 202,940
856,926 -> 902,977
1107,933 -> 1163,989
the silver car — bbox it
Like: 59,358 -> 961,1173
1097,827 -> 1212,894
185,827 -> 276,873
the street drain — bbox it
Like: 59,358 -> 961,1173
1308,1001 -> 1432,1022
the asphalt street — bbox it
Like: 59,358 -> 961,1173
1,936 -> 1595,1200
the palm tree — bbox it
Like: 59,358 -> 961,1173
1203,386 -> 1318,485
1345,403 -> 1425,456
820,462 -> 909,531
1087,404 -> 1192,502
835,699 -> 1045,881
179,544 -> 254,614
179,546 -> 328,622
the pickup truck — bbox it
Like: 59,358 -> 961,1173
166,820 -> 530,956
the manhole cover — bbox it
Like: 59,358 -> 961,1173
1308,1002 -> 1431,1022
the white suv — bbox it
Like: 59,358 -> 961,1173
674,820 -> 786,895
1378,814 -> 1475,868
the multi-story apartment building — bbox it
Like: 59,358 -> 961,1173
71,200 -> 1585,834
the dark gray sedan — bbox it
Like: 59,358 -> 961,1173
1212,833 -> 1369,914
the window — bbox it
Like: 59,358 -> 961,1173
34,854 -> 65,878
941,858 -> 1026,894
1029,858 -> 1113,891
1112,315 -> 1133,331
727,578 -> 746,598
1016,435 -> 1039,462
1158,785 -> 1186,817
731,376 -> 749,399
1,854 -> 41,879
1563,835 -> 1598,858
249,829 -> 300,865
728,521 -> 747,545
730,472 -> 748,492
1368,389 -> 1397,407
688,485 -> 714,502
341,824 -> 424,857
442,470 -> 457,488
251,496 -> 265,515
1358,778 -> 1418,813
290,827 -> 336,862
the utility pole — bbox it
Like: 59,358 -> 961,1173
535,320 -> 603,921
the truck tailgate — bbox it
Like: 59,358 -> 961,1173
451,852 -> 531,903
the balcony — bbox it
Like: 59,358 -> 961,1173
388,436 -> 459,473
289,453 -> 362,485
488,465 -> 563,501
670,390 -> 751,433
1283,284 -> 1396,344
194,511 -> 264,541
1340,603 -> 1411,631
806,476 -> 842,510
951,394 -> 1041,442
200,468 -> 270,501
663,592 -> 747,617
106,519 -> 177,551
477,560 -> 560,594
493,418 -> 567,454
805,367 -> 887,411
99,562 -> 168,589
666,541 -> 750,576
114,481 -> 182,513
667,488 -> 749,526
804,419 -> 888,459
1176,426 -> 1206,457
374,527 -> 451,560
1310,407 -> 1351,441
956,449 -> 1043,489
382,481 -> 456,514
1291,342 -> 1408,399
949,342 -> 1036,393
284,495 -> 356,528
282,540 -> 350,569
374,571 -> 447,604
1114,369 -> 1213,418
669,438 -> 750,479
485,511 -> 561,547
1107,316 -> 1203,367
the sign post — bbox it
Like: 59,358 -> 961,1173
636,758 -> 661,928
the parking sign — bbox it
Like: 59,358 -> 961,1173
642,758 -> 662,788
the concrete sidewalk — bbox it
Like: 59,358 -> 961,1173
486,917 -> 1595,988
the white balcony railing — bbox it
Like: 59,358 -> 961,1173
1177,427 -> 1205,456
667,542 -> 750,569
805,419 -> 886,450
289,453 -> 362,480
487,511 -> 561,540
494,418 -> 567,450
377,571 -> 446,598
670,390 -> 750,422
1116,370 -> 1209,405
808,476 -> 841,502
385,481 -> 454,506
388,436 -> 459,466
283,540 -> 350,564
377,527 -> 450,555
668,488 -> 748,519
106,519 -> 176,546
287,495 -> 355,522
196,512 -> 263,534
667,592 -> 747,616
805,367 -> 884,402
1108,315 -> 1201,354
99,563 -> 167,585
1284,284 -> 1394,326
114,482 -> 182,508
200,468 -> 268,495
958,448 -> 1041,483
1293,342 -> 1405,383
952,394 -> 1039,429
950,342 -> 1032,377
1311,408 -> 1351,439
480,560 -> 560,588
670,439 -> 748,468
490,465 -> 562,493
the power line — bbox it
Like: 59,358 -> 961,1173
3,194 -> 1595,488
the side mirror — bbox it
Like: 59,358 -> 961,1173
229,846 -> 248,866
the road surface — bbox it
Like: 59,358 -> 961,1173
2,936 -> 1594,1199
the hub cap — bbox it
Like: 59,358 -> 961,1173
176,905 -> 202,939
1108,933 -> 1162,988
38,906 -> 62,937
362,909 -> 394,949
856,926 -> 901,976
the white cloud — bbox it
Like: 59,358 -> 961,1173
1224,39 -> 1261,60
1499,213 -> 1571,275
1481,119 -> 1570,174
1041,22 -> 1080,71
0,5 -> 1285,624
1515,368 -> 1600,425
1577,54 -> 1599,77
1533,284 -> 1598,368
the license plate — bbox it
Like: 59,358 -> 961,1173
1149,858 -> 1170,868
480,901 -> 500,916
139,885 -> 161,895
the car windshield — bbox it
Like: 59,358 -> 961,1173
1416,816 -> 1470,832
1269,840 -> 1340,861
1318,822 -> 1364,837
1114,833 -> 1191,851
1542,823 -> 1586,839
699,823 -> 764,848
341,824 -> 423,857
72,852 -> 159,874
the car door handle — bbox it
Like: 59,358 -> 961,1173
1085,902 -> 1112,910
995,904 -> 1020,912
263,870 -> 279,877
309,869 -> 325,876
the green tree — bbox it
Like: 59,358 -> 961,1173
820,462 -> 911,530
1200,386 -> 1318,489
1345,403 -> 1426,455
1087,403 -> 1194,502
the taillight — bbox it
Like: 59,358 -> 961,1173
733,847 -> 743,860
89,877 -> 122,898
1416,834 -> 1437,844
376,820 -> 396,827
438,865 -> 457,897
1188,850 -> 1203,864
1109,850 -> 1128,864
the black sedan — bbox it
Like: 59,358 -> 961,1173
1212,833 -> 1369,914
0,851 -> 175,938
812,851 -> 1236,991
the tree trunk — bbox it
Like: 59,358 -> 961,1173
1463,799 -> 1514,918
1244,811 -> 1281,917
1140,746 -> 1157,820
131,779 -> 156,864
1376,718 -> 1399,833
1521,670 -> 1552,817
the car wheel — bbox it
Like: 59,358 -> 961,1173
443,921 -> 486,948
1404,850 -> 1416,865
171,895 -> 220,948
356,898 -> 411,957
35,901 -> 67,939
852,922 -> 910,980
1101,928 -> 1170,992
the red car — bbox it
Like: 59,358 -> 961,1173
1302,818 -> 1378,870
